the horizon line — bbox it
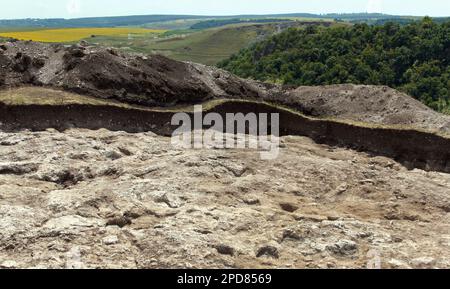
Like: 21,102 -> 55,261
1,12 -> 448,22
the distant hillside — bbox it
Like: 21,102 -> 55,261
190,18 -> 293,30
0,13 -> 423,28
100,23 -> 288,65
355,16 -> 450,25
219,18 -> 450,113
110,21 -> 334,65
0,15 -> 209,28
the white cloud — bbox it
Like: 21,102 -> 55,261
66,0 -> 81,15
367,0 -> 384,13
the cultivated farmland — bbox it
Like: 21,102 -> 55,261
0,27 -> 165,43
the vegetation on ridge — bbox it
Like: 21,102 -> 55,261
219,18 -> 450,113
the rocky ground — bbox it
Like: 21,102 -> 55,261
0,128 -> 449,269
2,40 -> 450,133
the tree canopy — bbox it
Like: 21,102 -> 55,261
219,18 -> 450,113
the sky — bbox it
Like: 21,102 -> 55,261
0,0 -> 449,20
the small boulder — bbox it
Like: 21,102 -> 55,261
0,260 -> 18,269
102,235 -> 119,245
279,202 -> 298,213
0,162 -> 39,175
106,216 -> 132,228
411,257 -> 436,269
326,239 -> 358,256
256,245 -> 279,259
214,244 -> 235,256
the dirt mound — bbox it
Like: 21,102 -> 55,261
264,84 -> 450,133
0,41 -> 263,106
0,128 -> 449,268
1,40 -> 449,133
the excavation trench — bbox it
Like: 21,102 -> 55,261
1,100 -> 450,173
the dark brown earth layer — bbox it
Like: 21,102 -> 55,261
2,100 -> 450,174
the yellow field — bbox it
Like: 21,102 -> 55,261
0,27 -> 166,43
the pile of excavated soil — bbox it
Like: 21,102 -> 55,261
276,84 -> 450,133
0,40 -> 264,106
1,40 -> 450,133
0,128 -> 449,268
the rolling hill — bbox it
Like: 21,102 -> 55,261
86,21 -> 335,65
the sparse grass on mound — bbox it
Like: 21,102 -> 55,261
0,87 -> 227,113
0,87 -> 133,107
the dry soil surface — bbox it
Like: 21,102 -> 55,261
0,128 -> 449,269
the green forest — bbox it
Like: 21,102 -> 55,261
219,18 -> 450,113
